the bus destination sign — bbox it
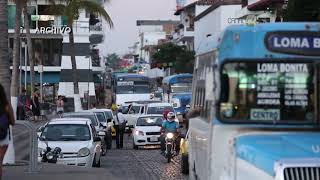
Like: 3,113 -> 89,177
265,32 -> 320,56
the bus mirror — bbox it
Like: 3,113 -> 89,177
220,74 -> 229,103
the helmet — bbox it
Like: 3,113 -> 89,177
163,109 -> 171,119
167,112 -> 175,122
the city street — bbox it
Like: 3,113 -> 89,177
102,135 -> 188,180
11,121 -> 188,180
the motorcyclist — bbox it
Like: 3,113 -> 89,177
160,112 -> 180,155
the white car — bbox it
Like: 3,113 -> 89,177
145,102 -> 175,115
132,115 -> 164,149
38,118 -> 102,167
123,103 -> 146,128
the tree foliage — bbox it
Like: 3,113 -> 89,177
106,53 -> 121,69
284,0 -> 320,21
152,43 -> 195,73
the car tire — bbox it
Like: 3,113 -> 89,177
133,140 -> 138,150
181,154 -> 189,174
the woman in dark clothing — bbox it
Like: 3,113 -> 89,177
0,84 -> 15,180
31,92 -> 41,121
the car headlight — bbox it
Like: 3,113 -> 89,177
46,152 -> 54,160
135,130 -> 144,136
166,133 -> 174,139
78,147 -> 90,157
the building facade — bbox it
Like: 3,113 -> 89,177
8,0 -> 106,111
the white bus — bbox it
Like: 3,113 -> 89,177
189,23 -> 320,180
112,73 -> 151,106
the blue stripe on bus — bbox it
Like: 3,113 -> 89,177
236,133 -> 320,176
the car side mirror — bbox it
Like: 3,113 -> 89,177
93,137 -> 101,142
38,126 -> 45,132
107,118 -> 112,123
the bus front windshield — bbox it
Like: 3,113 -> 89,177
171,83 -> 192,93
116,85 -> 150,94
219,62 -> 315,124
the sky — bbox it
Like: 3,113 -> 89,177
101,0 -> 178,56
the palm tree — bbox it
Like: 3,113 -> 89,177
49,0 -> 113,111
11,1 -> 23,110
0,0 -> 11,100
22,0 -> 35,95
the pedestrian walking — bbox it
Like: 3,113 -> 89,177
31,92 -> 40,121
114,108 -> 127,149
0,84 -> 15,180
17,89 -> 28,120
56,96 -> 64,117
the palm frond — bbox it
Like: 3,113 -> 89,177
78,0 -> 113,28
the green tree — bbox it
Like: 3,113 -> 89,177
49,0 -> 113,111
284,0 -> 320,21
152,43 -> 195,73
106,53 -> 120,69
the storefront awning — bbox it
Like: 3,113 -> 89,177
248,0 -> 284,11
21,72 -> 60,84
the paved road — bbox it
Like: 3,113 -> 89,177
102,134 -> 188,180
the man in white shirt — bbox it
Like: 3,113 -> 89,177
114,108 -> 127,149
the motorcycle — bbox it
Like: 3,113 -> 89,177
165,132 -> 177,163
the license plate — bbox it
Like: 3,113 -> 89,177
150,136 -> 158,142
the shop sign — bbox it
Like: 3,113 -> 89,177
265,32 -> 320,56
35,26 -> 71,34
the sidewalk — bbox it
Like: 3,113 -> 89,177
3,163 -> 120,180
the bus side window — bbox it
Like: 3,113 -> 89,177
220,74 -> 229,103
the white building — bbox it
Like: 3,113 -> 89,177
236,0 -> 287,23
173,1 -> 209,51
8,0 -> 106,111
194,1 -> 243,55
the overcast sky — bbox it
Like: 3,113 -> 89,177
101,0 -> 178,56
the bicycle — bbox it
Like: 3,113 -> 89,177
23,105 -> 34,121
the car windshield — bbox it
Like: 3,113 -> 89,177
147,106 -> 174,114
136,117 -> 163,126
219,62 -> 315,124
63,114 -> 99,126
104,111 -> 113,120
129,106 -> 142,114
171,83 -> 192,93
41,124 -> 91,141
95,112 -> 106,123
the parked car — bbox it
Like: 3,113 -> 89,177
38,118 -> 102,167
132,115 -> 164,149
88,109 -> 115,149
